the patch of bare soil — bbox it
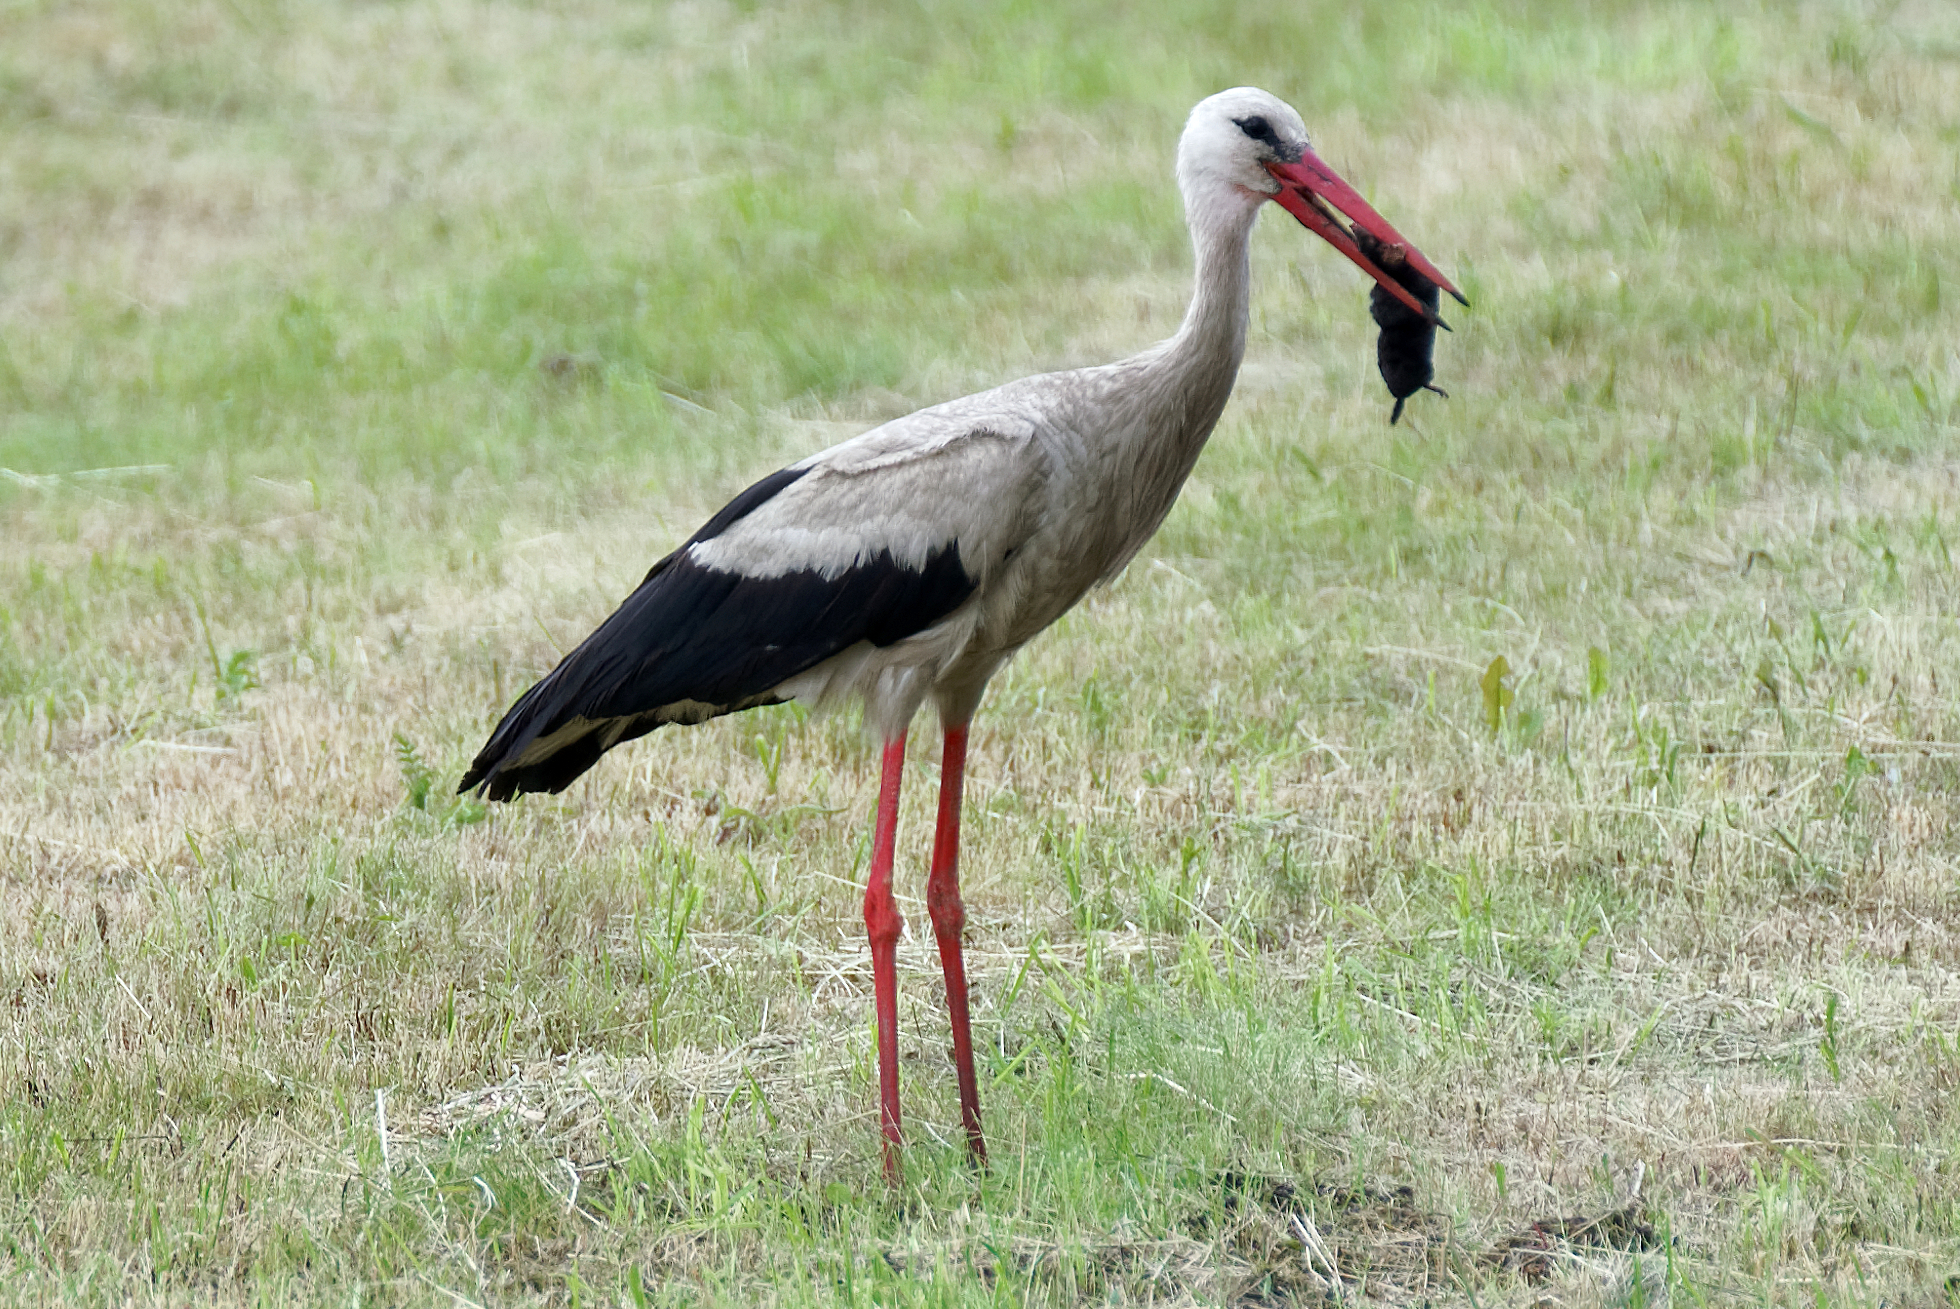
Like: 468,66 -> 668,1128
1199,1172 -> 1456,1306
1480,1204 -> 1665,1285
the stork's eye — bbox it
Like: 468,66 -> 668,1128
1236,115 -> 1272,141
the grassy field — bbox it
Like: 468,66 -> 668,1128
4,0 -> 1960,1303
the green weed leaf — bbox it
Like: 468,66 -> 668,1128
1820,991 -> 1842,1083
216,650 -> 259,703
394,733 -> 434,811
1481,656 -> 1513,735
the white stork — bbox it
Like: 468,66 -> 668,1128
461,87 -> 1463,1183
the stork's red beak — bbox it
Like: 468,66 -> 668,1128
1266,148 -> 1466,320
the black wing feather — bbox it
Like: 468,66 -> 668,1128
460,466 -> 978,800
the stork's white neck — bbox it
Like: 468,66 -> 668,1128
1166,184 -> 1264,369
1124,180 -> 1264,452
1069,182 -> 1264,580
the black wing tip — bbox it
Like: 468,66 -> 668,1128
454,759 -> 580,803
458,710 -> 676,803
456,770 -> 522,802
456,762 -> 516,802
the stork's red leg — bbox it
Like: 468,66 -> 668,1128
926,724 -> 988,1167
863,734 -> 908,1184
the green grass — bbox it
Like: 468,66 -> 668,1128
4,0 -> 1960,1303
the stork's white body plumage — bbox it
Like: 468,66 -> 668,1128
462,87 -> 1461,1182
737,329 -> 1243,738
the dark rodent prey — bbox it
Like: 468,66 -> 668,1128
1354,229 -> 1450,424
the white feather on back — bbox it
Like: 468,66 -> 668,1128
686,401 -> 1048,581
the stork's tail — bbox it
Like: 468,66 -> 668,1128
454,551 -> 793,802
457,664 -> 683,802
458,464 -> 979,802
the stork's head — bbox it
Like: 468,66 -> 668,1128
1178,87 -> 1465,318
